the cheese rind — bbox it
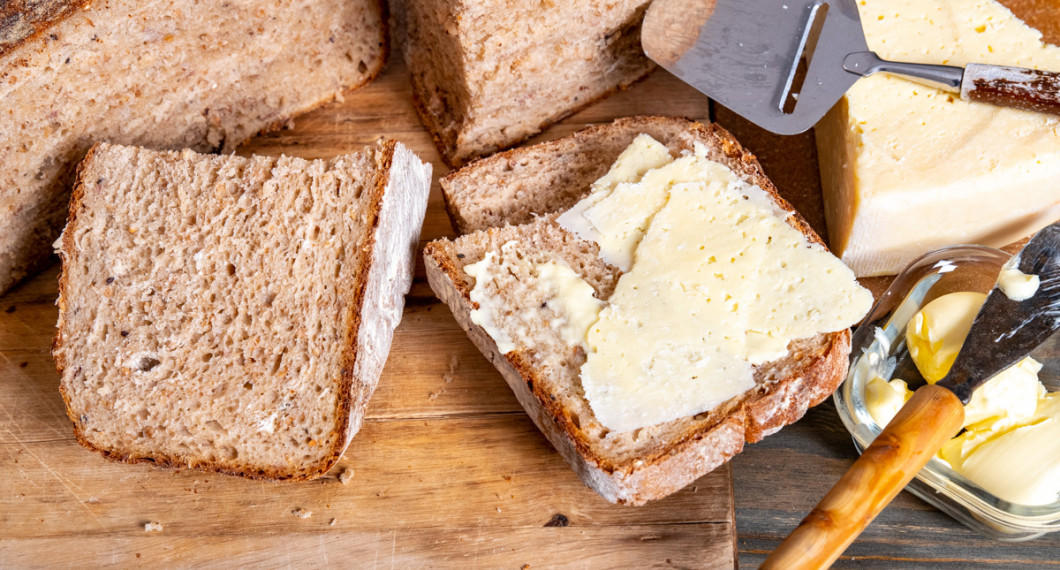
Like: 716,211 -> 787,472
817,0 -> 1060,277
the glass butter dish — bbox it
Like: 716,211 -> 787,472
835,245 -> 1060,541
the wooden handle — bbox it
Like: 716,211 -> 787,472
961,63 -> 1060,115
760,384 -> 965,570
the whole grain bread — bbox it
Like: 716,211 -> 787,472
0,0 -> 388,295
394,0 -> 655,167
424,117 -> 852,504
53,140 -> 431,480
440,116 -> 777,235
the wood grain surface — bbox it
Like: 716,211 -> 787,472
4,1 -> 1060,567
0,59 -> 737,569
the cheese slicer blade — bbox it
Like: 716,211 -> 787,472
641,0 -> 1060,135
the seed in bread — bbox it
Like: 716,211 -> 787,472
53,140 -> 431,480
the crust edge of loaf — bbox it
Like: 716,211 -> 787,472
409,63 -> 657,169
424,237 -> 849,505
53,138 -> 431,482
0,0 -> 392,297
0,0 -> 91,58
424,116 -> 851,504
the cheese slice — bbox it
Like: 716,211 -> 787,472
816,0 -> 1060,277
563,140 -> 873,433
468,136 -> 873,434
465,241 -> 604,354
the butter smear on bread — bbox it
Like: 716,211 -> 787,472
469,135 -> 873,433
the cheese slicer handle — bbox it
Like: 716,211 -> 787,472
845,53 -> 1060,117
961,64 -> 1060,116
760,384 -> 966,570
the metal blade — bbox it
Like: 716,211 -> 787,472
939,222 -> 1060,403
642,0 -> 869,135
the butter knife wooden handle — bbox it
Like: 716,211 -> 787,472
961,63 -> 1060,116
760,384 -> 965,570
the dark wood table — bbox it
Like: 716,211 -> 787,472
720,1 -> 1060,563
731,404 -> 1060,568
4,2 -> 1060,563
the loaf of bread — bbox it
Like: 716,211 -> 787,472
395,0 -> 655,166
0,0 -> 387,295
425,117 -> 861,504
53,140 -> 431,480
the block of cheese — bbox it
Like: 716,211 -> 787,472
816,0 -> 1060,277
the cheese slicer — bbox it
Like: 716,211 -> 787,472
641,0 -> 1060,135
760,221 -> 1060,568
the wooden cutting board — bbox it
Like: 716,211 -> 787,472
0,60 -> 739,568
5,2 -> 1058,565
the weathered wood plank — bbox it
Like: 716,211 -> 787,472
0,524 -> 735,569
731,405 -> 1060,567
1,414 -> 732,537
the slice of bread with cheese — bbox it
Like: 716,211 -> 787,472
54,140 -> 431,480
817,0 -> 1060,277
424,117 -> 872,504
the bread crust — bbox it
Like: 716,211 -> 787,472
425,117 -> 852,504
400,1 -> 656,168
0,0 -> 88,57
410,66 -> 656,169
0,0 -> 391,296
54,140 -> 430,481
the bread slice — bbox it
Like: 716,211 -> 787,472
53,140 -> 431,480
440,116 -> 773,235
0,0 -> 388,295
424,117 -> 851,504
394,0 -> 655,167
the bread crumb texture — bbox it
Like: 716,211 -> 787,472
438,219 -> 836,466
396,0 -> 654,165
54,140 -> 431,480
0,0 -> 386,294
426,117 -> 851,503
143,522 -> 163,533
